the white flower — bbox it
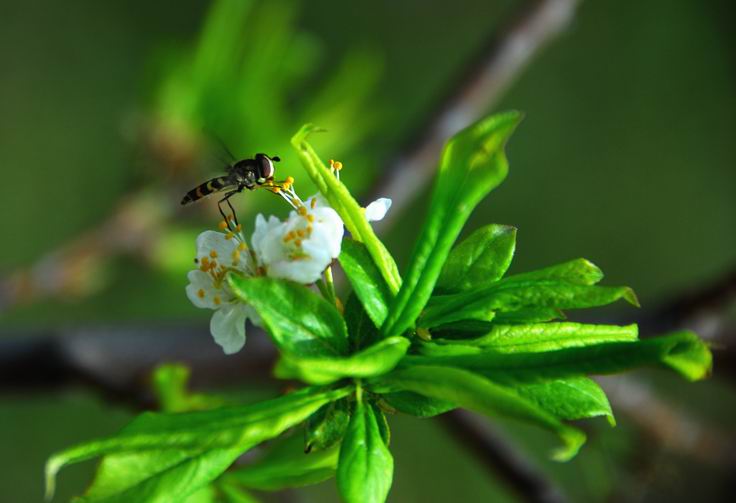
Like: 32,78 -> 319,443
364,197 -> 392,222
252,196 -> 344,284
185,231 -> 257,355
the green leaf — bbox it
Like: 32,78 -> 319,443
274,336 -> 410,385
228,275 -> 348,356
515,377 -> 615,426
381,391 -> 455,418
337,396 -> 394,503
436,224 -> 516,293
46,387 -> 349,502
421,280 -> 638,328
344,293 -> 381,350
372,404 -> 391,446
431,322 -> 639,353
223,434 -> 338,491
505,258 -> 604,285
305,399 -> 350,452
404,330 -> 712,383
152,363 -> 223,413
381,111 -> 522,339
181,485 -> 217,503
492,308 -> 564,324
339,238 -> 392,327
369,365 -> 584,461
291,125 -> 401,294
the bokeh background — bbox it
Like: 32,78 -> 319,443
1,0 -> 735,501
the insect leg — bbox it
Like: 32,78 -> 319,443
218,191 -> 238,231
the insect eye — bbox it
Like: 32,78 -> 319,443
260,157 -> 274,179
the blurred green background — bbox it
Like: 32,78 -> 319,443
1,0 -> 734,501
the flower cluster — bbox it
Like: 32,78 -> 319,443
186,165 -> 390,354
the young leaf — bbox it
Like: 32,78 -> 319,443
505,258 -> 604,285
339,238 -> 392,327
46,387 -> 350,502
421,280 -> 638,328
515,377 -> 615,426
223,434 -> 338,491
404,330 -> 712,383
369,365 -> 585,461
381,391 -> 455,418
337,397 -> 394,503
492,308 -> 564,324
152,363 -> 223,413
228,275 -> 348,356
344,293 -> 381,350
436,224 -> 516,292
381,111 -> 522,339
432,322 -> 639,353
305,399 -> 351,452
291,125 -> 401,294
274,336 -> 410,385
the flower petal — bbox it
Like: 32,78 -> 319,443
210,303 -> 248,355
185,270 -> 219,309
196,230 -> 240,263
364,197 -> 392,222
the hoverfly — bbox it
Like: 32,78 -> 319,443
181,152 -> 281,229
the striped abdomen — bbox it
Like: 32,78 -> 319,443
181,176 -> 232,205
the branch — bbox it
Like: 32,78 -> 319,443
441,410 -> 568,503
369,0 -> 581,233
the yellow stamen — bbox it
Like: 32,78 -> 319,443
197,289 -> 205,299
213,295 -> 221,305
272,186 -> 281,193
238,242 -> 247,251
333,161 -> 343,171
310,198 -> 317,209
231,250 -> 240,260
297,206 -> 308,216
296,229 -> 305,238
294,239 -> 302,247
235,224 -> 242,232
307,214 -> 315,222
218,220 -> 228,231
209,250 -> 218,258
286,176 -> 294,184
225,231 -> 234,240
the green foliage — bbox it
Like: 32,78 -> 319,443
223,434 -> 338,491
46,387 -> 349,501
381,112 -> 522,339
49,111 -> 713,503
228,275 -> 348,356
436,224 -> 517,293
336,395 -> 394,503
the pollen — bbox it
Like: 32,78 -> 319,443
231,249 -> 240,260
310,198 -> 317,209
297,206 -> 308,216
286,176 -> 294,184
209,249 -> 218,258
294,239 -> 302,247
307,213 -> 315,222
225,231 -> 234,240
333,161 -> 343,171
213,295 -> 221,305
238,242 -> 248,251
272,186 -> 281,193
235,224 -> 242,232
296,229 -> 305,238
218,220 -> 228,231
197,289 -> 206,299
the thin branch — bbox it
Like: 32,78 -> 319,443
369,0 -> 581,233
441,410 -> 568,503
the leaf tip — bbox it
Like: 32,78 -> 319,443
551,428 -> 586,462
622,287 -> 640,308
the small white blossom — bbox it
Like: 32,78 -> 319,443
252,196 -> 344,284
185,231 -> 257,355
364,197 -> 392,222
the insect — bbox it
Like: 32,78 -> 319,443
181,152 -> 281,229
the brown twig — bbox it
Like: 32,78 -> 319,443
369,0 -> 581,233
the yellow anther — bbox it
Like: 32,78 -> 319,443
225,231 -> 234,240
231,249 -> 240,260
209,250 -> 218,258
235,223 -> 242,232
197,289 -> 206,299
307,214 -> 315,222
333,161 -> 343,170
297,206 -> 308,216
226,214 -> 234,221
294,239 -> 302,247
310,198 -> 317,209
238,242 -> 247,251
306,224 -> 313,233
213,295 -> 221,306
272,186 -> 281,193
286,176 -> 294,184
296,229 -> 305,238
218,220 -> 228,231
